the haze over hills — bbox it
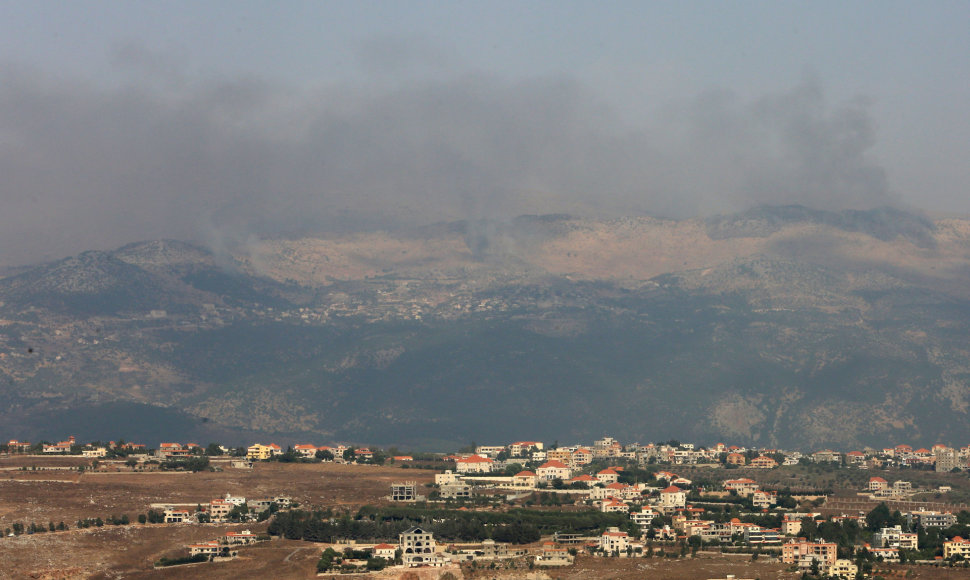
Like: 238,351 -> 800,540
2,206 -> 970,451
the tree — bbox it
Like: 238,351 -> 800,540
866,503 -> 893,531
316,449 -> 334,461
206,443 -> 224,456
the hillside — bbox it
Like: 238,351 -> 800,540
2,207 -> 970,450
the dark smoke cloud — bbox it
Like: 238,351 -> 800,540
0,62 -> 895,267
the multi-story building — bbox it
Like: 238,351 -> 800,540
782,538 -> 837,567
599,527 -> 629,554
399,526 -> 443,567
873,526 -> 918,550
391,481 -> 418,502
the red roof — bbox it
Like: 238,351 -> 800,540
661,485 -> 683,494
514,471 -> 537,477
373,543 -> 396,550
456,454 -> 493,463
598,468 -> 619,475
869,476 -> 887,483
539,460 -> 569,469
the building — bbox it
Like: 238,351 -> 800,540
936,446 -> 962,472
536,542 -> 572,566
511,471 -> 538,488
224,530 -> 260,545
435,470 -> 460,485
658,485 -> 686,510
164,509 -> 191,523
914,510 -> 958,528
455,454 -> 494,474
391,481 -> 418,502
723,478 -> 759,496
399,526 -> 443,567
596,468 -> 620,485
944,536 -> 970,559
825,559 -> 858,579
749,455 -> 778,469
782,538 -> 837,567
439,483 -> 472,499
189,541 -> 224,557
536,460 -> 572,481
868,477 -> 888,492
246,443 -> 280,461
372,543 -> 397,560
873,526 -> 918,550
599,527 -> 629,554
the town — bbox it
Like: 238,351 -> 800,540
5,435 -> 970,578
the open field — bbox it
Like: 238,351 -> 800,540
0,458 -> 433,526
0,459 -> 434,578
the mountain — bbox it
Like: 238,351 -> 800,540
2,207 -> 970,450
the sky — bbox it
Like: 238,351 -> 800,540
0,1 -> 968,266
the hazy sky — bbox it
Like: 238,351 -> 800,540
1,1 -> 968,266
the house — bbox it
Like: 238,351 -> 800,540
6,440 -> 31,453
571,448 -> 593,466
630,509 -> 658,528
189,540 -> 224,557
247,443 -> 280,461
508,441 -> 544,457
658,485 -> 686,510
511,471 -> 538,488
569,474 -> 596,487
596,468 -> 620,485
811,450 -> 841,463
536,460 -> 572,481
455,454 -> 494,474
224,529 -> 260,545
208,499 -> 233,521
82,447 -> 108,458
43,437 -> 75,454
164,509 -> 191,523
743,526 -> 782,544
825,559 -> 858,579
726,452 -> 746,465
867,476 -> 888,492
782,517 -> 803,536
372,543 -> 397,560
750,455 -> 778,469
399,526 -> 443,567
752,490 -> 777,509
944,536 -> 970,559
435,470 -> 460,485
723,478 -> 759,496
873,525 -> 918,550
474,445 -> 505,458
536,542 -> 572,566
600,498 -> 629,513
293,444 -> 318,458
599,527 -> 629,554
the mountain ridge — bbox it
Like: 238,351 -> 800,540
2,206 -> 970,450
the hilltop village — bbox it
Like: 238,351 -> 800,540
5,436 -> 970,578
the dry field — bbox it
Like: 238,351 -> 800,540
0,458 -> 432,578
